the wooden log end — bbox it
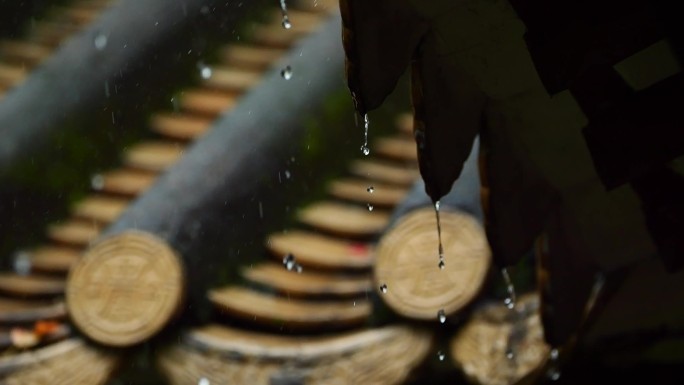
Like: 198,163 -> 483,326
374,208 -> 491,320
450,294 -> 550,385
66,231 -> 185,347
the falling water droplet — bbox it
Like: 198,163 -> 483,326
367,185 -> 374,193
200,65 -> 212,79
279,0 -> 291,29
94,33 -> 108,50
281,65 -> 293,80
367,203 -> 374,212
437,351 -> 445,361
438,309 -> 446,324
13,251 -> 31,276
198,378 -> 210,385
282,253 -> 296,271
506,348 -> 515,360
360,114 -> 370,155
90,174 -> 105,190
295,264 -> 303,274
501,268 -> 517,309
438,260 -> 445,270
546,348 -> 561,380
380,284 -> 388,293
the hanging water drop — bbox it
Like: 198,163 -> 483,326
438,309 -> 446,324
94,33 -> 107,50
367,203 -> 374,212
501,267 -> 517,309
281,65 -> 293,80
438,260 -> 445,270
437,350 -> 445,361
379,284 -> 388,294
367,185 -> 374,194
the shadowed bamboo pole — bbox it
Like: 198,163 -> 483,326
66,13 -> 346,347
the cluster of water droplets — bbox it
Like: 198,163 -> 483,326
546,348 -> 561,381
279,1 -> 293,79
282,253 -> 303,273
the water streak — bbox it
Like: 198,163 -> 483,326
279,0 -> 291,29
501,267 -> 516,309
435,201 -> 444,269
360,114 -> 370,155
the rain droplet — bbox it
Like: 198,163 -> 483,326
281,65 -> 293,80
438,260 -> 445,270
279,0 -> 292,29
13,251 -> 31,276
438,309 -> 446,324
200,65 -> 212,79
198,378 -> 210,385
437,350 -> 445,361
282,253 -> 296,271
90,174 -> 105,190
501,268 -> 517,310
367,186 -> 374,193
94,33 -> 107,50
506,348 -> 515,360
546,348 -> 561,381
367,203 -> 374,212
282,16 -> 292,29
379,284 -> 388,293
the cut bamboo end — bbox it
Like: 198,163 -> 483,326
203,67 -> 262,92
27,246 -> 81,274
91,169 -> 156,196
208,286 -> 371,331
72,195 -> 129,224
0,298 -> 66,323
451,294 -> 550,385
124,141 -> 184,172
149,113 -> 213,140
374,136 -> 418,162
0,274 -> 66,298
396,112 -> 414,136
47,220 -> 101,247
297,201 -> 390,238
267,230 -> 373,270
66,231 -> 185,347
0,40 -> 51,66
0,339 -> 119,384
328,178 -> 408,207
374,208 -> 491,320
242,263 -> 372,298
349,159 -> 420,187
219,45 -> 285,71
157,325 -> 431,385
177,89 -> 238,117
